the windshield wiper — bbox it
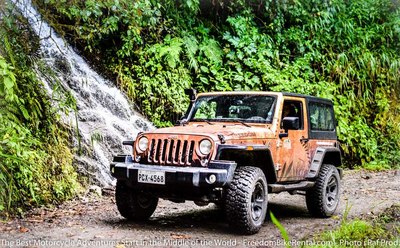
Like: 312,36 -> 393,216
234,120 -> 251,127
191,119 -> 214,125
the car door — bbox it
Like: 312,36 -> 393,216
276,97 -> 310,182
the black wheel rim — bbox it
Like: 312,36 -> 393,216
251,181 -> 265,221
325,175 -> 339,210
137,193 -> 153,208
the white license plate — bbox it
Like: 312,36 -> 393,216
138,170 -> 165,185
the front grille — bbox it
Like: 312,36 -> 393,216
147,138 -> 196,166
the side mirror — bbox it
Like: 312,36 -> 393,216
282,117 -> 300,131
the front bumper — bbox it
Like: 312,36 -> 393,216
110,155 -> 236,188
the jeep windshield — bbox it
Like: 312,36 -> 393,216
189,94 -> 276,124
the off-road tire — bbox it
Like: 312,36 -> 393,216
225,166 -> 268,234
306,164 -> 340,217
116,180 -> 158,221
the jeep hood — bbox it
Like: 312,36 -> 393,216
145,123 -> 275,141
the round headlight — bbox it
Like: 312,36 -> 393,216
199,139 -> 212,155
138,136 -> 149,152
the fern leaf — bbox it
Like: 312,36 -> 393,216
200,38 -> 223,65
158,37 -> 183,69
183,35 -> 199,71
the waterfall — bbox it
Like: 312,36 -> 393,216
12,0 -> 153,186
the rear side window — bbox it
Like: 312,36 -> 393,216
310,102 -> 335,131
308,101 -> 337,139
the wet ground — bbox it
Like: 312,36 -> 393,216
1,169 -> 399,247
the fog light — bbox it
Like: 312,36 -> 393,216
208,174 -> 216,184
111,166 -> 115,174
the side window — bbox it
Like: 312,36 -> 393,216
309,102 -> 335,131
281,100 -> 303,129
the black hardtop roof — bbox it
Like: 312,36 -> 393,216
282,92 -> 334,105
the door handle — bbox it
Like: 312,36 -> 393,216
300,138 -> 309,143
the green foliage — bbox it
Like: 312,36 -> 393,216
333,220 -> 384,241
309,205 -> 400,248
0,7 -> 80,216
311,220 -> 385,248
270,211 -> 291,248
35,0 -> 400,168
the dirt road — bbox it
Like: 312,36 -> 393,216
1,169 -> 399,247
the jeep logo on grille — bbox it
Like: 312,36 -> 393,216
168,135 -> 178,139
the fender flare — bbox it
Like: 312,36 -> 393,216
306,147 -> 342,179
215,144 -> 277,183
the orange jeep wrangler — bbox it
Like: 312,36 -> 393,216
110,90 -> 342,234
